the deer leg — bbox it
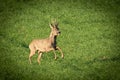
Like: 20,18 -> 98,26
29,50 -> 35,64
56,46 -> 64,58
53,50 -> 57,60
37,52 -> 42,64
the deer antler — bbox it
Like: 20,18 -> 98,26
50,18 -> 58,27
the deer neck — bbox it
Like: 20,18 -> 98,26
49,32 -> 57,45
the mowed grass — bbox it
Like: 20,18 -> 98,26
0,0 -> 120,80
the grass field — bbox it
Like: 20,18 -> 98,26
0,0 -> 120,80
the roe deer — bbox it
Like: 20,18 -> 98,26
29,21 -> 64,64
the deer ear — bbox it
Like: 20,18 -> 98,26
49,23 -> 53,28
56,23 -> 59,26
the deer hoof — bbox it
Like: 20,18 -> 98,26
61,56 -> 64,59
54,57 -> 58,60
38,62 -> 41,65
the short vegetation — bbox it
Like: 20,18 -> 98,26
0,0 -> 120,80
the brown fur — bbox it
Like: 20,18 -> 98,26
29,21 -> 64,64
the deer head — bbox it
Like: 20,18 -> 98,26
49,20 -> 61,36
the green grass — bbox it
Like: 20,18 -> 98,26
0,0 -> 120,80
